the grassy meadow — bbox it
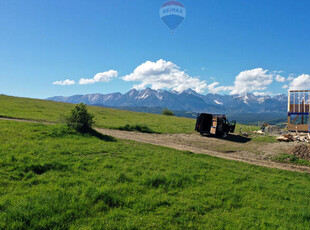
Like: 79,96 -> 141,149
0,95 -> 260,135
0,95 -> 195,134
1,120 -> 310,229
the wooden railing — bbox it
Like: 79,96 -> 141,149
289,104 -> 310,113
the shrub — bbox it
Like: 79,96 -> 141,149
162,108 -> 174,116
117,124 -> 156,133
65,103 -> 95,133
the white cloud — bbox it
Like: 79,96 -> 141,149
53,79 -> 75,86
209,76 -> 216,81
204,68 -> 280,95
287,77 -> 294,81
122,59 -> 207,93
287,74 -> 295,81
289,74 -> 310,90
229,68 -> 274,95
207,82 -> 232,94
253,91 -> 273,96
275,75 -> 285,82
205,70 -> 310,95
79,70 -> 118,85
53,70 -> 118,86
272,70 -> 284,74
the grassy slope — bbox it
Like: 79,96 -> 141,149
0,95 -> 195,134
0,95 -> 258,134
1,120 -> 310,229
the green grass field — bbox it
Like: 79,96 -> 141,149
0,95 -> 259,135
1,120 -> 310,229
0,95 -> 195,134
274,154 -> 310,167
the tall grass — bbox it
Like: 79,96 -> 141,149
1,120 -> 310,229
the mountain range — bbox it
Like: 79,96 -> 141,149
47,88 -> 288,117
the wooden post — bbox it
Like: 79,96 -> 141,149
309,104 -> 310,133
288,90 -> 291,112
299,92 -> 301,113
288,90 -> 290,128
304,92 -> 306,113
294,92 -> 296,113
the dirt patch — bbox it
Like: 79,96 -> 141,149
95,128 -> 310,173
290,144 -> 310,160
264,125 -> 286,136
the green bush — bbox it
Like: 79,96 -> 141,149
162,108 -> 174,116
65,103 -> 94,133
117,124 -> 157,133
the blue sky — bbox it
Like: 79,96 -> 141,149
1,0 -> 310,98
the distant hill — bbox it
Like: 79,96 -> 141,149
94,105 -> 198,119
47,88 -> 288,124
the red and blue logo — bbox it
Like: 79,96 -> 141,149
160,1 -> 186,31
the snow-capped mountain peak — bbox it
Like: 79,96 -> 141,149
47,88 -> 288,114
214,100 -> 223,105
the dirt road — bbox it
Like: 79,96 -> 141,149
1,117 -> 310,173
95,128 -> 310,174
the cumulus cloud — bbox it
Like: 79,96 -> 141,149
253,91 -> 273,96
122,59 -> 207,93
79,70 -> 118,85
289,74 -> 310,90
203,69 -> 310,95
207,82 -> 232,94
53,79 -> 75,86
287,74 -> 295,81
275,75 -> 286,82
229,68 -> 274,95
124,65 -> 279,95
205,68 -> 283,95
53,70 -> 118,86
